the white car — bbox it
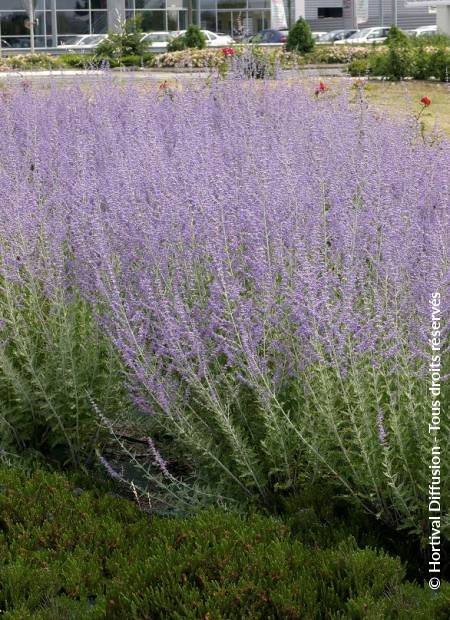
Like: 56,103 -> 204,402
141,31 -> 176,51
312,31 -> 327,40
414,25 -> 437,37
58,34 -> 107,50
177,30 -> 234,47
335,26 -> 390,45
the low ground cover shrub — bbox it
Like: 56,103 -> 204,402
118,53 -> 155,67
153,46 -> 300,70
153,48 -> 225,68
1,466 -> 449,619
308,44 -> 372,64
0,53 -> 63,71
0,45 -> 362,73
348,57 -> 370,76
0,52 -> 154,72
58,53 -> 94,69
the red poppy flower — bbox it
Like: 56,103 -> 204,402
420,96 -> 431,107
314,82 -> 328,96
222,47 -> 236,56
159,81 -> 169,90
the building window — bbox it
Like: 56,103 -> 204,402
136,10 -> 166,29
317,7 -> 343,18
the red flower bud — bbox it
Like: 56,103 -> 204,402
420,96 -> 431,107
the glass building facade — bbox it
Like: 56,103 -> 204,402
0,1 -> 108,48
125,0 -> 271,38
0,0 -> 271,47
0,0 -> 438,49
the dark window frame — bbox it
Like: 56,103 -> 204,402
317,7 -> 343,18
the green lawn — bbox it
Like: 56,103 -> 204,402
284,76 -> 449,133
364,80 -> 450,134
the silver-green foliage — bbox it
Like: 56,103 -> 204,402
0,270 -> 125,467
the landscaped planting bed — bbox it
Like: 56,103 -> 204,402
0,74 -> 448,615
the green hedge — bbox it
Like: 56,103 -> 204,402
348,45 -> 450,81
0,466 -> 449,619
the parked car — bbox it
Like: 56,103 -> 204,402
176,30 -> 234,47
250,29 -> 289,44
317,29 -> 358,44
413,25 -> 437,37
335,27 -> 390,45
58,34 -> 107,50
205,30 -> 235,46
312,31 -> 327,40
141,31 -> 175,51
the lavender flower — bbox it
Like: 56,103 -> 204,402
0,76 -> 448,525
147,437 -> 172,480
377,410 -> 387,445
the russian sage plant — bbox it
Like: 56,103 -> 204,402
0,86 -> 127,465
0,79 -> 448,539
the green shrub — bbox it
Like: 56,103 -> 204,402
1,466 -> 449,619
384,45 -> 415,80
350,44 -> 450,81
428,47 -> 450,81
119,54 -> 142,67
167,25 -> 206,52
411,46 -> 432,80
348,57 -> 370,76
95,16 -> 146,60
166,34 -> 187,52
117,52 -> 154,67
59,53 -> 91,68
386,25 -> 411,47
59,53 -> 107,69
380,27 -> 414,80
142,51 -> 155,66
411,33 -> 450,47
184,24 -> 206,50
286,17 -> 315,54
